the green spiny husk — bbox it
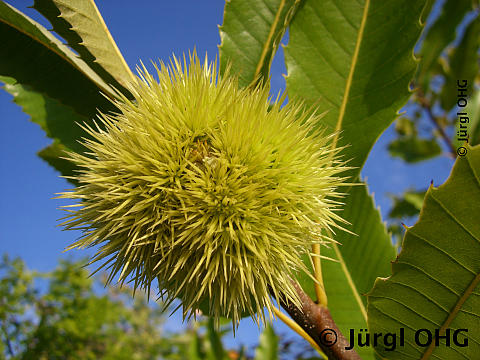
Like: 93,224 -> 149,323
58,52 -> 349,327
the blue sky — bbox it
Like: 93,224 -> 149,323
0,0 -> 455,352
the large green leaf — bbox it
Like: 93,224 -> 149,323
0,3 -> 124,178
284,1 -> 425,358
1,74 -> 89,179
367,145 -> 480,359
32,0 -> 135,89
2,80 -> 87,153
285,0 -> 424,169
0,1 -> 116,119
219,0 -> 302,88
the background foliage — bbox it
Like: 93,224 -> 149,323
1,255 -> 313,360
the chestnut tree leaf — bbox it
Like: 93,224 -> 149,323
367,144 -> 480,359
37,141 -> 79,183
219,0 -> 302,88
0,75 -> 94,181
0,3 -> 121,179
2,79 -> 88,154
33,0 -> 135,89
284,1 -> 425,358
0,1 -> 116,118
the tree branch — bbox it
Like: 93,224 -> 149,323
277,282 -> 360,360
417,94 -> 456,157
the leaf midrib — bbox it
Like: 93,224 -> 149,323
322,0 -> 371,319
331,0 -> 370,150
253,0 -> 287,80
420,156 -> 480,359
55,0 -> 135,85
333,243 -> 367,321
421,272 -> 480,359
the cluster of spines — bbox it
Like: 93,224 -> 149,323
58,52 -> 349,327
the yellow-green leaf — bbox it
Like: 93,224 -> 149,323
34,0 -> 135,88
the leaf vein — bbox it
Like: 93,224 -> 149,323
420,271 -> 480,359
408,230 -> 477,276
386,279 -> 450,313
332,0 -> 370,148
286,52 -> 338,107
295,24 -> 347,80
332,243 -> 367,321
370,295 -> 442,328
395,260 -> 461,297
429,192 -> 480,244
309,4 -> 353,58
229,8 -> 265,47
254,0 -> 288,81
221,33 -> 257,67
328,0 -> 358,31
